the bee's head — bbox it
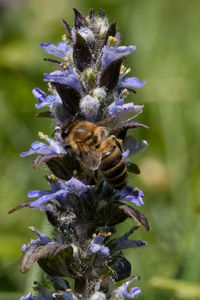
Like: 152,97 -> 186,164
74,121 -> 96,142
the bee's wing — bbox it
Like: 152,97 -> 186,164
81,150 -> 102,170
96,105 -> 144,130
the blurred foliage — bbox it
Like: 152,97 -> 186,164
0,0 -> 200,299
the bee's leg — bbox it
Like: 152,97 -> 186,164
88,170 -> 99,185
94,170 -> 99,184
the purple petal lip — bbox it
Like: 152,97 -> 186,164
32,88 -> 60,110
20,293 -> 35,300
40,41 -> 72,60
102,45 -> 136,69
26,177 -> 95,210
90,236 -> 110,256
20,137 -> 65,158
116,277 -> 142,299
109,101 -> 134,115
28,190 -> 50,198
32,88 -> 46,102
115,186 -> 144,206
22,226 -> 51,254
44,69 -> 82,91
119,77 -> 146,89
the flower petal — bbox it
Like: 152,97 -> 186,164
20,137 -> 65,158
115,277 -> 142,299
44,69 -> 82,91
20,293 -> 38,300
33,87 -> 57,109
89,236 -> 110,256
108,97 -> 134,115
116,186 -> 144,206
120,77 -> 145,89
102,45 -> 136,69
40,42 -> 72,60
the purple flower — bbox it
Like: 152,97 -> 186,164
115,186 -> 144,206
10,177 -> 95,212
44,69 -> 82,91
20,133 -> 65,157
89,235 -> 110,256
115,277 -> 141,299
27,177 -> 94,210
20,288 -> 54,300
22,226 -> 51,254
108,97 -> 134,115
33,88 -> 61,109
40,42 -> 72,60
119,77 -> 145,90
27,179 -> 68,209
102,45 -> 136,69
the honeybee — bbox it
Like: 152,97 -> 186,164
61,120 -> 127,189
61,108 -> 149,189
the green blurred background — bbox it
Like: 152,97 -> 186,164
0,0 -> 200,299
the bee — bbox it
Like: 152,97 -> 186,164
61,120 -> 127,189
61,108 -> 149,189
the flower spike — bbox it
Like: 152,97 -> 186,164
12,9 -> 150,300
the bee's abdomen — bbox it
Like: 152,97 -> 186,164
100,146 -> 127,189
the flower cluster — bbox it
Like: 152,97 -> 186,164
10,8 -> 150,300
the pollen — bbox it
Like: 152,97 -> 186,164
69,53 -> 73,61
98,232 -> 106,237
122,88 -> 129,96
59,291 -> 65,295
66,289 -> 71,293
38,131 -> 48,139
73,169 -> 78,177
50,175 -> 56,181
62,34 -> 67,41
28,226 -> 34,232
108,35 -> 117,47
120,65 -> 131,75
64,56 -> 69,62
93,233 -> 97,238
38,131 -> 42,137
62,64 -> 68,70
65,53 -> 73,62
